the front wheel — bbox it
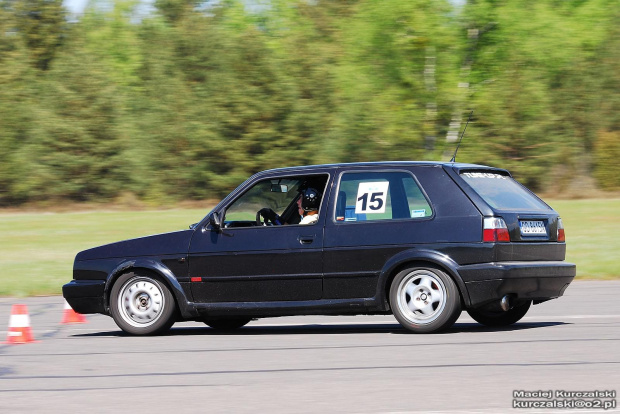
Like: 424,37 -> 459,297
389,267 -> 461,334
467,300 -> 531,327
110,272 -> 177,335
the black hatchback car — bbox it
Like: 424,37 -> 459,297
63,162 -> 576,335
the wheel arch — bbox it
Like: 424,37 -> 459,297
377,249 -> 471,310
104,259 -> 194,319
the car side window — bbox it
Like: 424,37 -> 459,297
225,179 -> 297,223
335,171 -> 432,222
402,175 -> 434,219
224,174 -> 328,227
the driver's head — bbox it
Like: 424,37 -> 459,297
299,187 -> 320,213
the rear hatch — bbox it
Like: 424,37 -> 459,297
445,164 -> 566,261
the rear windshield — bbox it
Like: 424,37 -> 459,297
460,171 -> 551,211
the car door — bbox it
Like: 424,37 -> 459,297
188,171 -> 332,303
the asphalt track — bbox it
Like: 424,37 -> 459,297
0,280 -> 618,414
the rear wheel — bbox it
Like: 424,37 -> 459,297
110,271 -> 177,335
389,267 -> 461,333
202,318 -> 252,330
467,300 -> 531,327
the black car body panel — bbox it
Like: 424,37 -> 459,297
67,231 -> 193,317
75,230 -> 193,261
63,161 -> 576,333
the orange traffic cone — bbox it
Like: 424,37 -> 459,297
5,304 -> 36,344
61,300 -> 87,324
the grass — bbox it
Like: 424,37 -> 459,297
547,199 -> 620,280
0,199 -> 617,297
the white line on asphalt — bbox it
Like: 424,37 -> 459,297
522,315 -> 620,320
378,410 -> 620,414
251,314 -> 620,326
1,314 -> 618,335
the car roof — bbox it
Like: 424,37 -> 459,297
254,161 -> 498,176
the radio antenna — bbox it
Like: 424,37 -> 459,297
450,110 -> 473,163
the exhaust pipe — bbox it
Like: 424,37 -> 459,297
500,295 -> 512,312
477,295 -> 514,312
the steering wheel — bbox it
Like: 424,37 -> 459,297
256,211 -> 265,226
257,209 -> 280,226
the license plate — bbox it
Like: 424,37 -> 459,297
519,220 -> 547,236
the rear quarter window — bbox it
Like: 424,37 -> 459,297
460,171 -> 551,211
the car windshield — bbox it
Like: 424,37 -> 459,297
460,171 -> 551,211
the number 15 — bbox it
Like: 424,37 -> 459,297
357,192 -> 384,211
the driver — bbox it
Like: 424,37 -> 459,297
259,187 -> 321,226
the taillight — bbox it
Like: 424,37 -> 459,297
557,218 -> 565,242
483,217 -> 510,242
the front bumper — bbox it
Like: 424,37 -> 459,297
458,261 -> 576,308
62,280 -> 107,314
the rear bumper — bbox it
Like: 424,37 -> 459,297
458,261 -> 576,308
62,280 -> 107,314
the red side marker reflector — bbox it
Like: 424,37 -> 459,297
190,277 -> 202,282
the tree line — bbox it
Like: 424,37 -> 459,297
0,0 -> 619,207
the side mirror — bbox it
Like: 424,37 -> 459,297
209,212 -> 222,232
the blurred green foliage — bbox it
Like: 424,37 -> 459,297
0,0 -> 619,206
594,130 -> 620,190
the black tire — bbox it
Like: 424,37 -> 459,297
389,267 -> 461,334
467,300 -> 531,327
202,318 -> 252,330
110,271 -> 177,335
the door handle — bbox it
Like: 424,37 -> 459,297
298,235 -> 315,245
